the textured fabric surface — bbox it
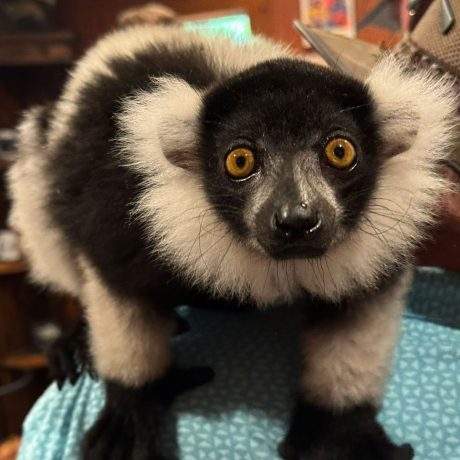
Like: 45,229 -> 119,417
19,268 -> 460,460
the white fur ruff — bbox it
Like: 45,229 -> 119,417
121,54 -> 457,305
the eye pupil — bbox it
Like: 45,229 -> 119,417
324,137 -> 357,170
235,156 -> 246,169
225,148 -> 255,179
333,145 -> 345,159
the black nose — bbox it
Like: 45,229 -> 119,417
273,202 -> 322,239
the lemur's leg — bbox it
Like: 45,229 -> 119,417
47,312 -> 189,389
280,273 -> 414,460
80,266 -> 213,460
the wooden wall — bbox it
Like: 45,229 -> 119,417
56,0 -> 302,56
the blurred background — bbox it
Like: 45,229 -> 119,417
0,1 -> 457,459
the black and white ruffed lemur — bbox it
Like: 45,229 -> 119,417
7,23 -> 456,460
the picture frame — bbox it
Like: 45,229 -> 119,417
299,0 -> 356,46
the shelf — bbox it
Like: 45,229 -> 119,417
0,31 -> 74,66
0,351 -> 48,371
0,260 -> 27,276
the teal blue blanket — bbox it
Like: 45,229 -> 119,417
19,268 -> 460,460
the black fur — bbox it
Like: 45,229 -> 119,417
280,399 -> 414,460
84,367 -> 214,460
47,318 -> 95,388
299,265 -> 406,321
201,59 -> 382,240
47,43 -> 218,302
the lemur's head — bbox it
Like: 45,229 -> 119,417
199,59 -> 382,260
123,55 -> 455,301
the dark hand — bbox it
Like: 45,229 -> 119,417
279,400 -> 414,460
83,366 -> 214,460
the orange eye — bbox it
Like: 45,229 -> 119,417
225,148 -> 255,179
324,138 -> 357,169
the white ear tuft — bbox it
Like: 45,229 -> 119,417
118,77 -> 204,173
366,53 -> 458,158
154,78 -> 204,170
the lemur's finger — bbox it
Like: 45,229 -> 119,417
277,440 -> 295,460
66,351 -> 80,385
49,347 -> 72,389
394,444 -> 414,460
87,366 -> 98,380
57,345 -> 78,384
48,352 -> 62,389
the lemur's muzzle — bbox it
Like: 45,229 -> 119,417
255,192 -> 336,260
272,201 -> 322,239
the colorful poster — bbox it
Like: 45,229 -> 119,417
299,0 -> 356,40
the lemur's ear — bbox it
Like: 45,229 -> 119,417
118,77 -> 204,173
155,78 -> 204,171
366,54 -> 456,159
373,108 -> 419,158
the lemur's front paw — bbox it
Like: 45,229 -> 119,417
82,366 -> 214,460
83,406 -> 168,460
278,435 -> 414,460
279,401 -> 414,460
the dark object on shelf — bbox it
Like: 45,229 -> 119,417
117,3 -> 177,27
0,31 -> 74,66
0,130 -> 18,171
0,0 -> 56,33
0,130 -> 17,158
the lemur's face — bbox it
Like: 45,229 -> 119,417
200,60 -> 382,260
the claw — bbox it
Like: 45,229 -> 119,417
394,443 -> 414,460
82,369 -> 210,460
278,440 -> 296,460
